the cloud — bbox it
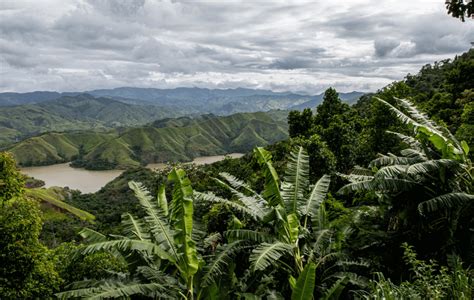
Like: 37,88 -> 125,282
0,0 -> 473,94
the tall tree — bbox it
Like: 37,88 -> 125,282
0,152 -> 61,298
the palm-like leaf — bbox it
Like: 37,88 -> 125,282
418,192 -> 474,214
57,281 -> 177,299
80,227 -> 107,243
168,168 -> 199,278
254,147 -> 283,207
320,276 -> 349,300
129,181 -> 178,260
250,242 -> 293,271
201,240 -> 247,287
300,175 -> 330,219
80,239 -> 174,262
122,213 -> 149,241
157,184 -> 169,216
281,146 -> 310,215
195,191 -> 262,221
291,262 -> 316,300
406,159 -> 459,176
214,176 -> 268,219
225,229 -> 275,243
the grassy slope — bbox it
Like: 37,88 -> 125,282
26,187 -> 95,222
10,111 -> 288,168
0,95 -> 177,147
10,132 -> 116,166
84,111 -> 288,168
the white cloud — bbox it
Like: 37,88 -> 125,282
0,0 -> 472,94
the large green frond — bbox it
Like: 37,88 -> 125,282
128,181 -> 178,261
225,229 -> 275,243
291,262 -> 316,300
406,159 -> 459,176
254,147 -> 283,207
195,191 -> 262,221
214,177 -> 268,219
57,281 -> 176,299
375,97 -> 422,128
81,239 -> 175,262
122,213 -> 149,241
418,192 -> 474,214
201,240 -> 247,287
300,174 -> 330,218
157,184 -> 169,216
320,276 -> 349,300
339,178 -> 418,194
79,227 -> 107,243
387,130 -> 423,151
375,165 -> 408,178
219,172 -> 262,199
370,154 -> 418,168
250,241 -> 293,271
168,168 -> 199,277
281,146 -> 310,215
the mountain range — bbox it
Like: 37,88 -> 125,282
0,88 -> 363,147
0,94 -> 177,147
9,111 -> 288,169
0,87 -> 364,113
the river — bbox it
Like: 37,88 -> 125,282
21,153 -> 244,193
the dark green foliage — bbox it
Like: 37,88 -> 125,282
0,197 -> 61,298
288,87 -> 364,172
53,243 -> 127,288
314,87 -> 350,128
446,0 -> 474,21
362,244 -> 473,299
290,135 -> 336,180
288,108 -> 314,138
0,152 -> 25,202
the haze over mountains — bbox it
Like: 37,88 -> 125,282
0,87 -> 364,148
0,87 -> 364,110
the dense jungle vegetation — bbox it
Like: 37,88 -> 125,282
0,50 -> 473,299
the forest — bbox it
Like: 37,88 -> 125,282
0,50 -> 473,299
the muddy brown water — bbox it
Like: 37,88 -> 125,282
21,153 -> 244,193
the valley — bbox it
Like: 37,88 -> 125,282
1,1 -> 473,298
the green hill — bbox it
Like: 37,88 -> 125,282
10,132 -> 116,166
0,94 -> 177,147
10,111 -> 288,169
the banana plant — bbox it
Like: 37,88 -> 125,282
57,168 -> 201,299
339,98 -> 473,263
340,98 -> 473,216
197,146 -> 364,298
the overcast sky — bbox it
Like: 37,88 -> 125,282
0,0 -> 473,94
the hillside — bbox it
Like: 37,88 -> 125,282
10,111 -> 288,169
0,94 -> 177,147
9,131 -> 117,166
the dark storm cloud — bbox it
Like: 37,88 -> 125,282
0,0 -> 472,94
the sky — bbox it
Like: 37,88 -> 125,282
0,0 -> 473,94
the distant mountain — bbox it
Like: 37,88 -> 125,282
0,91 -> 63,106
0,87 -> 365,115
289,91 -> 365,110
10,111 -> 288,169
0,88 -> 364,147
0,94 -> 178,147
